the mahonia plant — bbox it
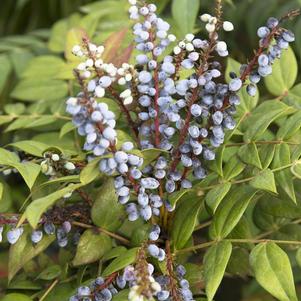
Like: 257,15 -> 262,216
0,0 -> 300,301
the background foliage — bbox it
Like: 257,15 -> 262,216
0,0 -> 301,300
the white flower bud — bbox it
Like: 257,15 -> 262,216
72,45 -> 81,54
82,70 -> 91,78
125,74 -> 132,81
51,154 -> 60,161
120,89 -> 132,99
216,41 -> 227,52
209,16 -> 218,24
118,78 -> 126,85
151,281 -> 161,293
97,45 -> 105,54
223,21 -> 234,31
173,46 -> 181,55
95,59 -> 103,68
85,58 -> 94,67
64,162 -> 76,171
206,23 -> 216,33
200,13 -> 211,22
185,33 -> 195,42
77,62 -> 86,71
168,34 -> 176,42
186,43 -> 194,52
124,96 -> 133,105
95,86 -> 105,98
88,43 -> 97,52
66,97 -> 78,106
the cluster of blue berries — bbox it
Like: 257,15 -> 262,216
67,98 -> 117,157
147,224 -> 166,261
246,18 -> 295,90
64,1 -> 298,300
155,265 -> 194,301
69,261 -> 163,301
1,219 -> 79,248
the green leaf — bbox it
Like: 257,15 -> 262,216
141,148 -> 167,168
1,294 -> 32,301
277,111 -> 301,140
250,169 -> 277,193
102,248 -> 138,277
209,185 -> 257,239
272,144 -> 296,203
80,158 -> 102,185
244,100 -> 295,141
205,182 -> 231,214
9,228 -> 55,282
4,103 -> 26,115
73,230 -> 112,266
296,248 -> 301,268
48,13 -> 81,52
91,178 -> 126,231
0,54 -> 12,94
103,246 -> 128,261
171,0 -> 200,37
169,189 -> 191,207
24,183 -> 82,228
0,148 -> 40,189
291,160 -> 301,179
21,56 -> 67,79
112,289 -> 130,301
0,183 -> 3,200
204,241 -> 232,301
258,144 -> 276,169
265,47 -> 298,96
0,115 -> 15,126
59,122 -> 76,138
9,140 -> 49,157
171,197 -> 202,249
11,79 -> 68,102
238,143 -> 262,169
250,242 -> 298,301
37,265 -> 61,280
223,155 -> 245,180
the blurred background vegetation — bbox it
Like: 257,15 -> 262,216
0,0 -> 300,300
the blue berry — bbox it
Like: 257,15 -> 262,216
190,104 -> 202,117
258,54 -> 269,66
148,244 -> 160,257
31,230 -> 43,244
267,17 -> 278,29
138,71 -> 152,83
141,177 -> 160,189
257,26 -> 270,38
229,78 -> 242,92
246,84 -> 257,96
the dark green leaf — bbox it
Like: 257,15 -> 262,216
9,228 -> 55,282
204,241 -> 232,301
250,169 -> 277,193
238,143 -> 262,169
24,183 -> 82,227
264,47 -> 297,96
11,79 -> 68,101
250,242 -> 298,301
171,0 -> 200,37
205,182 -> 231,214
209,185 -> 257,239
91,178 -> 126,231
102,248 -> 138,277
171,197 -> 202,249
73,230 -> 112,266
